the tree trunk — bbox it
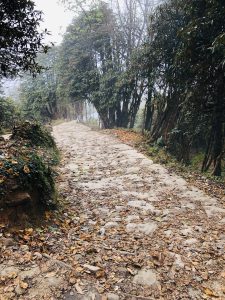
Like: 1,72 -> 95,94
144,80 -> 153,131
212,96 -> 224,176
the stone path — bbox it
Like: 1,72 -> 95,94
0,121 -> 224,300
53,122 -> 225,299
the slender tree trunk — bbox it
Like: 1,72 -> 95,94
120,98 -> 129,128
144,80 -> 154,131
109,107 -> 116,128
212,96 -> 224,176
116,101 -> 122,127
129,94 -> 142,129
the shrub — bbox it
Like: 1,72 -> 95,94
11,121 -> 56,148
0,122 -> 59,210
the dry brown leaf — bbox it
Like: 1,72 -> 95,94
96,270 -> 105,278
8,272 -> 17,279
75,266 -> 84,273
23,235 -> 30,241
204,288 -> 219,298
25,228 -> 34,235
75,282 -> 84,295
20,281 -> 28,289
23,165 -> 30,174
45,272 -> 56,278
69,278 -> 76,284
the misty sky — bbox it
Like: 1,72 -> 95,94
33,0 -> 161,44
34,0 -> 74,44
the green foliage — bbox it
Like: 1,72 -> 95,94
0,0 -> 50,78
0,97 -> 19,132
57,1 -> 148,128
11,122 -> 56,149
0,122 -> 59,208
57,3 -> 118,127
20,48 -> 60,123
0,153 -> 56,208
143,0 -> 225,176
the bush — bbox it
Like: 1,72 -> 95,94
0,97 -> 19,132
0,153 -> 56,208
0,122 -> 59,210
11,121 -> 56,148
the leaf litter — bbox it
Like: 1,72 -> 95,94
0,121 -> 224,300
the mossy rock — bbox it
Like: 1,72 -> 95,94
0,153 -> 57,209
0,122 -> 59,220
11,121 -> 56,149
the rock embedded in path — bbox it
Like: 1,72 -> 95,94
128,200 -> 156,212
126,215 -> 140,222
126,222 -> 158,235
20,244 -> 29,252
204,205 -> 225,217
0,266 -> 20,277
107,293 -> 119,300
183,238 -> 198,246
133,269 -> 158,286
0,237 -> 15,247
173,254 -> 185,269
104,221 -> 119,228
20,266 -> 41,280
115,206 -> 125,212
45,276 -> 63,287
83,264 -> 101,272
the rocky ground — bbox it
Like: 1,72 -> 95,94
0,121 -> 225,300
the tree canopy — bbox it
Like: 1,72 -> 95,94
0,0 -> 49,78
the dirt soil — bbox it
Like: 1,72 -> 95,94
0,121 -> 224,300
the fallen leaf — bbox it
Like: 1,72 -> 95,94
25,228 -> 34,235
23,165 -> 30,174
20,281 -> 28,289
204,288 -> 219,298
75,282 -> 84,294
45,272 -> 56,278
96,270 -> 105,278
75,266 -> 84,273
8,272 -> 17,279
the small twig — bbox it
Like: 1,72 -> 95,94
117,250 -> 136,256
43,253 -> 74,270
102,245 -> 136,256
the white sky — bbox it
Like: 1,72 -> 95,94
34,0 -> 74,44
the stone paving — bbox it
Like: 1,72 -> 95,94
53,122 -> 225,300
1,121 -> 224,300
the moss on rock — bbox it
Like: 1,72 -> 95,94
11,121 -> 56,149
0,122 -> 59,214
